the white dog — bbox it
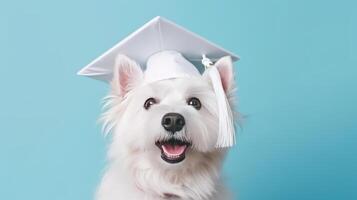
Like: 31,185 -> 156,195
96,54 -> 237,200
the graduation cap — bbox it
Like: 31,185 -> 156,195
78,16 -> 239,148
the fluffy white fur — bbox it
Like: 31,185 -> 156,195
96,55 -> 237,200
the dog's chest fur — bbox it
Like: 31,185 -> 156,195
96,153 -> 230,200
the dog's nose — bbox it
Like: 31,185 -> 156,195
161,113 -> 185,133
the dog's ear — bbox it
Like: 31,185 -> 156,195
214,56 -> 235,93
203,56 -> 235,93
111,54 -> 143,96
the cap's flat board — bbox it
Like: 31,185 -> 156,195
78,16 -> 239,82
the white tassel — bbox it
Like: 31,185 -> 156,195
202,55 -> 235,148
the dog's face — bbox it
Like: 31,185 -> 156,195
102,55 -> 235,169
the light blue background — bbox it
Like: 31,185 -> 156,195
1,0 -> 356,199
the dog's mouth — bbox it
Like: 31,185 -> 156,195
155,138 -> 191,164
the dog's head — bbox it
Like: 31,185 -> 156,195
102,54 -> 236,168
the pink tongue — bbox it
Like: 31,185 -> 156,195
162,144 -> 187,156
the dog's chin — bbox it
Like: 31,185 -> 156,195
155,138 -> 191,164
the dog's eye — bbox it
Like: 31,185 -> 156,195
187,97 -> 201,110
144,98 -> 157,110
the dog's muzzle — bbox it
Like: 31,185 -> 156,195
157,113 -> 190,164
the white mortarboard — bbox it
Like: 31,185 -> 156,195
78,16 -> 239,148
